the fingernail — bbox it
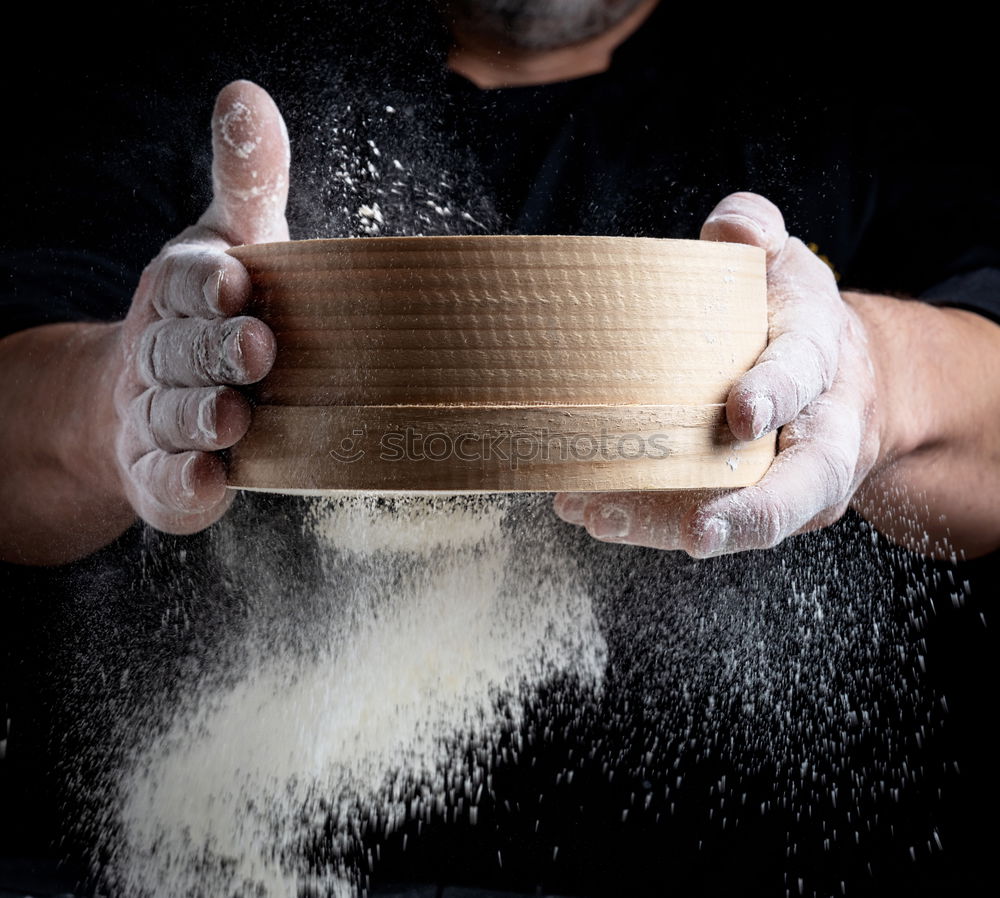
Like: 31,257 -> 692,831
180,454 -> 198,495
699,516 -> 730,555
591,505 -> 630,539
203,270 -> 224,315
220,320 -> 247,380
706,211 -> 766,241
197,390 -> 219,442
750,396 -> 774,439
555,494 -> 587,524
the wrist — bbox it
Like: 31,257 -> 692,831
843,291 -> 1000,558
0,321 -> 135,564
47,322 -> 132,515
79,322 -> 129,503
841,291 -> 936,473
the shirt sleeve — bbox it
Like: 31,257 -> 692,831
842,80 -> 1000,326
921,268 -> 1000,325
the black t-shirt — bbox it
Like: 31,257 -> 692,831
2,5 -> 998,897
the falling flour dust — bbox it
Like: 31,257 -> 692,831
106,496 -> 605,897
78,487 -> 967,898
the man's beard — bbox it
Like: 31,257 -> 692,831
444,0 -> 648,50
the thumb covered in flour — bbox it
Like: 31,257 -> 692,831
700,191 -> 788,262
198,79 -> 290,246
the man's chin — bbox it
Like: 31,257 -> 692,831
444,0 -> 649,51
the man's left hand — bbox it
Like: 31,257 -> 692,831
553,192 -> 881,556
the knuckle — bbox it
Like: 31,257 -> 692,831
755,333 -> 834,419
799,328 -> 837,367
135,260 -> 161,300
136,320 -> 164,385
150,390 -> 190,449
188,320 -> 225,383
787,237 -> 840,287
131,449 -> 197,512
193,320 -> 235,384
744,358 -> 806,429
757,500 -> 787,549
187,388 -> 224,446
818,443 -> 856,504
794,330 -> 840,392
213,318 -> 249,382
126,448 -> 163,493
140,318 -> 239,387
127,387 -> 157,436
810,500 -> 851,531
152,245 -> 230,317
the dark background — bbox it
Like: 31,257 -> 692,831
2,4 -> 997,897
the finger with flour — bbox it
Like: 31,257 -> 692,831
682,366 -> 868,556
126,449 -> 233,533
566,356 -> 870,555
136,316 -> 276,388
141,79 -> 290,323
554,490 -> 725,547
130,386 -> 252,453
148,244 -> 252,319
114,80 -> 290,532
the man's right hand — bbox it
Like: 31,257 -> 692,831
0,80 -> 290,564
113,80 -> 289,533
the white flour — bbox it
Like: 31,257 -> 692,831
288,100 -> 492,241
74,488 -> 969,898
109,495 -> 606,897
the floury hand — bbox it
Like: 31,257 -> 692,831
113,80 -> 290,533
554,192 -> 882,556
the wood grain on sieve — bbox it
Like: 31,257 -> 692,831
226,236 -> 771,491
228,404 -> 777,493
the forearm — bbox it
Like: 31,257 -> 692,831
848,291 -> 1000,558
0,321 -> 135,565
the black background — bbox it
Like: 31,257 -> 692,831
2,4 -> 997,897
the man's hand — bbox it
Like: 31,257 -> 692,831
554,192 -> 882,556
113,79 -> 289,533
0,80 -> 289,564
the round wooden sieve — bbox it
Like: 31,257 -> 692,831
226,235 -> 774,493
